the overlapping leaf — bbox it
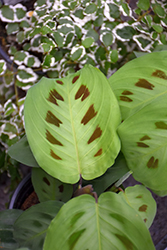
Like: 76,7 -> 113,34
44,193 -> 155,250
109,52 -> 167,195
24,65 -> 121,184
13,201 -> 63,250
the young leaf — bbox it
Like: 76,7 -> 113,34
14,201 -> 63,250
44,193 -> 155,250
24,65 -> 121,184
31,168 -> 73,202
119,185 -> 156,228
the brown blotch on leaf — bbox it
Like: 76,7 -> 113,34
58,184 -> 64,193
45,111 -> 62,127
144,218 -> 147,223
137,142 -> 149,148
140,135 -> 151,141
136,195 -> 142,198
115,234 -> 134,250
72,75 -> 80,84
155,121 -> 167,130
50,149 -> 62,160
47,89 -> 64,105
56,80 -> 63,85
121,90 -> 133,95
135,78 -> 154,90
43,177 -> 50,186
75,85 -> 90,101
88,126 -> 102,144
147,156 -> 159,169
139,204 -> 148,212
120,96 -> 133,102
81,104 -> 97,125
94,148 -> 102,157
152,70 -> 167,80
46,130 -> 63,146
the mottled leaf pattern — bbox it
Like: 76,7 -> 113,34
24,65 -> 121,184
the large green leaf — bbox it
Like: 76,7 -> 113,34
0,209 -> 23,250
118,96 -> 167,195
24,65 -> 121,184
31,168 -> 73,202
13,201 -> 63,250
44,193 -> 155,250
108,51 -> 167,121
119,185 -> 156,228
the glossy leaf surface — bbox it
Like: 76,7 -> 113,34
44,193 -> 155,250
14,201 -> 63,250
119,185 -> 156,228
0,209 -> 22,250
31,168 -> 73,202
24,65 -> 121,183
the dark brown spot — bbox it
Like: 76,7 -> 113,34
47,89 -> 64,105
139,204 -> 148,212
135,78 -> 154,90
136,195 -> 142,198
45,111 -> 62,127
43,177 -> 50,186
58,184 -> 64,193
81,104 -> 97,125
120,96 -> 133,102
155,121 -> 167,129
121,90 -> 133,95
75,85 -> 90,101
140,135 -> 151,141
144,218 -> 147,223
137,142 -> 149,148
50,149 -> 62,160
88,126 -> 102,144
72,75 -> 80,84
46,130 -> 63,146
94,148 -> 102,157
56,80 -> 63,85
152,70 -> 167,80
147,156 -> 159,169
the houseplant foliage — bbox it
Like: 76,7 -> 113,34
1,0 -> 167,183
4,51 -> 167,249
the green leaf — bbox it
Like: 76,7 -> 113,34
8,135 -> 39,167
152,23 -> 163,33
6,23 -> 19,35
17,66 -> 38,83
119,185 -> 156,228
153,3 -> 166,17
116,25 -> 136,40
81,37 -> 94,48
137,0 -> 150,10
24,65 -> 121,184
14,51 -> 27,64
85,3 -> 97,14
101,32 -> 113,47
110,49 -> 118,63
32,168 -> 73,202
0,209 -> 23,250
44,193 -> 155,250
0,5 -> 14,22
0,60 -> 7,75
15,6 -> 26,20
108,3 -> 120,18
52,31 -> 64,47
109,51 -> 167,195
14,201 -> 63,250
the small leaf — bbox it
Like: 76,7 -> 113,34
85,3 -> 97,14
100,32 -> 113,47
0,60 -> 7,75
153,3 -> 166,17
17,66 -> 38,83
14,201 -> 63,250
108,3 -> 120,18
81,37 -> 94,48
6,23 -> 19,35
52,31 -> 64,47
152,23 -> 163,33
0,5 -> 14,22
110,49 -> 118,63
71,45 -> 85,61
137,0 -> 150,10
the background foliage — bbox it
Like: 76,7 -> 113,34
0,0 -> 167,181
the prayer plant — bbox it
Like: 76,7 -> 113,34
1,51 -> 167,250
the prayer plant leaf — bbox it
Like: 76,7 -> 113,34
31,168 -> 73,202
44,193 -> 155,250
119,185 -> 156,228
24,65 -> 121,184
118,95 -> 167,196
13,201 -> 63,250
108,51 -> 167,121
